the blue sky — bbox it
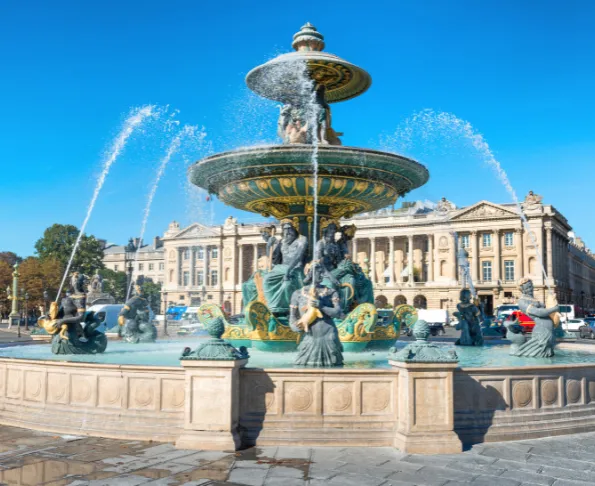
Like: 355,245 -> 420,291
1,0 -> 594,257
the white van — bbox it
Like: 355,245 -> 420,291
86,304 -> 124,334
559,305 -> 578,323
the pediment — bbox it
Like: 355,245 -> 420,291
173,223 -> 219,239
450,201 -> 519,221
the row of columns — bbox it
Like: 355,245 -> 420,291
237,243 -> 266,284
177,244 -> 223,288
469,229 -> 524,283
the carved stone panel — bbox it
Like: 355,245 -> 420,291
566,379 -> 582,405
161,379 -> 185,412
323,381 -> 355,416
283,381 -> 316,415
540,379 -> 559,407
24,370 -> 43,403
6,368 -> 22,399
479,379 -> 507,411
47,372 -> 69,404
128,378 -> 156,410
512,380 -> 533,409
0,365 -> 5,398
98,376 -> 124,409
70,374 -> 96,406
242,373 -> 277,416
413,377 -> 446,427
361,381 -> 392,415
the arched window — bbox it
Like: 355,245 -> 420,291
394,295 -> 407,306
528,257 -> 536,276
223,301 -> 232,313
169,269 -> 174,283
413,295 -> 428,309
375,295 -> 388,308
440,260 -> 447,277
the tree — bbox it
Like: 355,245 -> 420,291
34,224 -> 105,276
18,257 -> 62,313
0,261 -> 12,317
98,268 -> 128,303
142,280 -> 162,314
0,252 -> 22,267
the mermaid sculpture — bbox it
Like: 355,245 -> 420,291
118,282 -> 157,343
509,278 -> 560,357
290,264 -> 344,367
262,218 -> 307,314
37,272 -> 107,355
453,289 -> 484,346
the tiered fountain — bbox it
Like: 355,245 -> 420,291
189,23 -> 428,353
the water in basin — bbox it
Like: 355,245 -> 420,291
1,339 -> 595,369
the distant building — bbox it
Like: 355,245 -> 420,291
102,236 -> 165,284
101,192 -> 595,315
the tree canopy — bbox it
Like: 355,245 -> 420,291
0,252 -> 22,267
98,268 -> 127,303
34,224 -> 105,276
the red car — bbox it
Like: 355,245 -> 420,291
505,311 -> 535,332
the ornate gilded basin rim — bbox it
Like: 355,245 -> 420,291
188,144 -> 429,196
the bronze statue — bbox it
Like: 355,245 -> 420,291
118,283 -> 157,343
242,225 -> 281,306
453,289 -> 484,346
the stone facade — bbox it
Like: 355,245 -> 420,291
101,195 -> 595,315
102,237 -> 165,284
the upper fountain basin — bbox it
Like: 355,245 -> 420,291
188,144 -> 429,219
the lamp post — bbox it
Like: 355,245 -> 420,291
43,290 -> 49,314
8,264 -> 20,330
125,238 -> 136,300
23,291 -> 29,332
162,290 -> 169,337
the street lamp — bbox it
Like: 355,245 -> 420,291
8,264 -> 20,330
125,238 -> 136,300
162,290 -> 169,337
43,290 -> 49,314
22,290 -> 29,332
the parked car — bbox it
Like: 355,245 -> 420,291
563,318 -> 587,333
85,304 -> 124,334
494,304 -> 520,325
504,311 -> 535,333
579,318 -> 595,339
417,309 -> 448,335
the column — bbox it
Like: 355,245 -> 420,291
407,235 -> 414,286
493,229 -> 501,282
546,227 -> 553,282
218,242 -> 223,290
428,235 -> 434,282
396,239 -> 404,284
352,238 -> 358,262
252,244 -> 258,273
516,229 -> 524,281
370,238 -> 376,284
450,233 -> 458,282
177,248 -> 183,286
471,231 -> 479,282
205,245 -> 210,287
237,244 -> 243,284
389,237 -> 395,286
191,247 -> 197,286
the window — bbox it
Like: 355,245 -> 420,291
210,270 -> 218,287
148,263 -> 154,271
183,249 -> 189,260
504,260 -> 515,281
179,295 -> 185,300
197,271 -> 204,286
198,247 -> 205,260
211,247 -> 219,259
169,270 -> 174,282
460,235 -> 470,249
159,262 -> 164,271
505,232 -> 514,247
138,263 -> 144,271
482,233 -> 492,247
482,261 -> 492,282
114,265 -> 119,272
183,271 -> 189,286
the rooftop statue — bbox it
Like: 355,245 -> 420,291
263,219 -> 307,314
290,264 -> 344,367
509,278 -> 560,357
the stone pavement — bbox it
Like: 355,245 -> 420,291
1,426 -> 595,485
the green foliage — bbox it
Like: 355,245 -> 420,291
34,224 -> 104,275
142,280 -> 162,314
0,252 -> 22,267
15,257 -> 62,312
98,268 -> 127,303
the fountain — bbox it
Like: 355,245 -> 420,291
188,23 -> 428,355
3,23 -> 595,454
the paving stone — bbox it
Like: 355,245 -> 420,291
443,460 -> 507,476
266,465 -> 306,479
227,466 -> 268,485
480,447 -> 531,462
386,470 -> 449,486
499,469 -> 557,485
274,448 -> 311,460
263,478 -> 307,486
334,462 -> 400,478
540,465 -> 595,482
449,474 -> 521,486
172,451 -> 235,465
232,460 -> 271,470
322,472 -> 387,486
491,459 -> 544,473
551,479 -> 595,486
306,465 -> 340,480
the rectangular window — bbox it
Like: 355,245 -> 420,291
460,235 -> 470,249
197,247 -> 205,260
138,263 -> 144,271
183,249 -> 189,260
197,271 -> 204,286
482,233 -> 492,247
114,265 -> 119,272
148,263 -> 154,271
211,247 -> 219,259
505,231 -> 514,247
482,261 -> 492,282
210,270 -> 218,287
504,260 -> 515,281
183,271 -> 189,286
159,262 -> 164,271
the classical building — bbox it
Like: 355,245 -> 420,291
102,193 -> 595,315
102,237 -> 165,284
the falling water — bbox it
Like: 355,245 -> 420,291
389,109 -> 552,295
56,105 -> 157,300
126,124 -> 204,300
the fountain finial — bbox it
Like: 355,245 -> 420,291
292,22 -> 325,52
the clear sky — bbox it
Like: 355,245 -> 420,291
1,0 -> 594,257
